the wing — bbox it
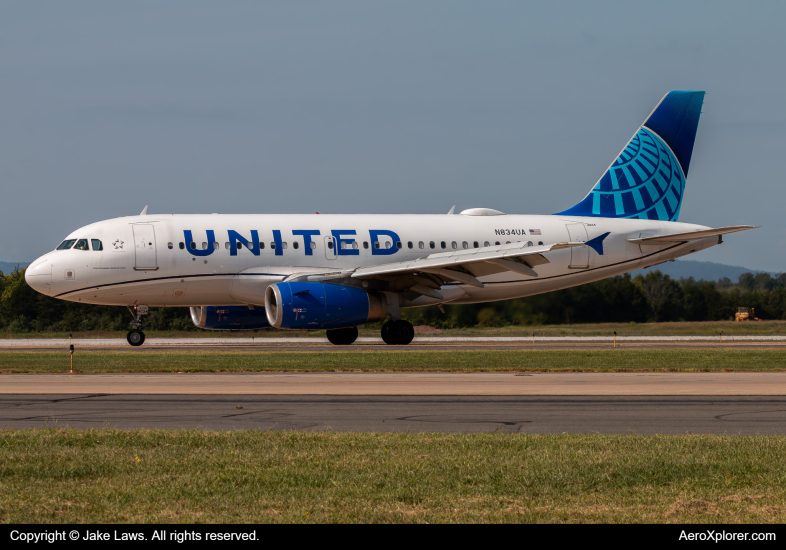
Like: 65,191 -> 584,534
282,241 -> 582,299
627,225 -> 757,245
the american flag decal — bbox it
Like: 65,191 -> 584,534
529,229 -> 542,235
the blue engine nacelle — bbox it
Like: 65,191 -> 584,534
264,282 -> 388,329
189,306 -> 271,330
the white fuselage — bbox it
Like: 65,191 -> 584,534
25,213 -> 719,310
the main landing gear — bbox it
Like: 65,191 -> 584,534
326,326 -> 359,346
381,319 -> 415,345
126,304 -> 149,347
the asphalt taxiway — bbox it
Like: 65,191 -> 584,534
2,394 -> 785,435
1,372 -> 786,434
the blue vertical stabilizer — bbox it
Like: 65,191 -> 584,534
556,91 -> 705,221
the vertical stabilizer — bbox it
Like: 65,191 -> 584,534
557,91 -> 705,221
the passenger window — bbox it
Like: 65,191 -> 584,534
385,241 -> 391,249
484,241 -> 490,247
328,241 -> 334,250
74,239 -> 89,251
419,241 -> 424,249
283,242 -> 288,249
527,241 -> 533,247
92,239 -> 104,251
352,242 -> 358,249
440,241 -> 446,249
495,241 -> 500,246
311,241 -> 316,249
340,242 -> 346,250
451,241 -> 457,249
57,239 -> 77,250
506,241 -> 511,244
202,242 -> 207,250
260,242 -> 265,249
473,241 -> 479,248
213,242 -> 219,250
538,241 -> 543,246
407,241 -> 413,249
225,242 -> 230,249
462,241 -> 468,249
429,241 -> 435,249
271,243 -> 276,250
179,242 -> 185,250
363,241 -> 369,249
167,242 -> 173,250
293,241 -> 300,250
236,242 -> 243,249
190,242 -> 196,250
374,241 -> 380,249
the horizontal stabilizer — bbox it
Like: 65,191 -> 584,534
627,225 -> 757,245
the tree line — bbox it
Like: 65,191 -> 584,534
1,266 -> 785,332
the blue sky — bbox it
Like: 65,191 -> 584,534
2,1 -> 784,270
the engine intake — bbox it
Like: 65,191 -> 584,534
189,306 -> 271,330
265,282 -> 387,329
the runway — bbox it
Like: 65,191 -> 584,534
2,394 -> 785,434
2,334 -> 785,352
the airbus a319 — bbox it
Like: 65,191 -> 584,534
25,91 -> 755,346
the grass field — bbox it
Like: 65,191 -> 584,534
1,430 -> 784,523
4,320 -> 786,339
2,349 -> 786,373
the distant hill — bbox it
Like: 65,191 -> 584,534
630,260 -> 773,282
0,262 -> 29,274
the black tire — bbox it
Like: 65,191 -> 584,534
127,329 -> 145,347
326,326 -> 358,346
391,319 -> 415,345
381,320 -> 395,345
382,320 -> 414,345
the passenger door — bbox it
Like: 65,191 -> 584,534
133,224 -> 158,270
566,223 -> 589,269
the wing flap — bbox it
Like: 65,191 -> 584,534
351,241 -> 582,279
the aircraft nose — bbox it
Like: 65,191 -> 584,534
25,256 -> 53,296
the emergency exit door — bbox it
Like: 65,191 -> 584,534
324,236 -> 337,260
566,223 -> 589,269
133,224 -> 157,270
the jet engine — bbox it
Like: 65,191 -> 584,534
265,282 -> 387,329
189,306 -> 271,330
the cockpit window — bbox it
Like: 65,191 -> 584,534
91,239 -> 103,251
74,239 -> 90,251
56,239 -> 77,250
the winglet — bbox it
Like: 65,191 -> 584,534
586,232 -> 610,255
140,205 -> 148,216
447,205 -> 455,215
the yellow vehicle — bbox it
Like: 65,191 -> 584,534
735,307 -> 758,321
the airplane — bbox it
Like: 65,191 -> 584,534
25,90 -> 755,347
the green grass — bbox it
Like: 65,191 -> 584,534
1,430 -> 785,523
3,349 -> 786,373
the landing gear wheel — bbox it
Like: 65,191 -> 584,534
127,329 -> 145,347
381,319 -> 414,345
326,326 -> 359,346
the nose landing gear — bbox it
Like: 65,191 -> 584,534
126,304 -> 149,347
381,319 -> 415,345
